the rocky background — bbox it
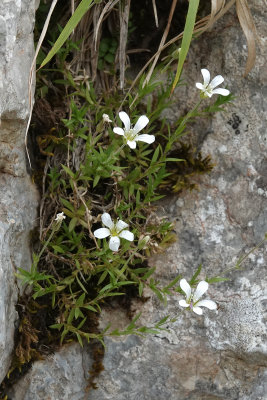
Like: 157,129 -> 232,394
1,1 -> 266,399
0,0 -> 39,386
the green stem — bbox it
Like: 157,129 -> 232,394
104,143 -> 126,168
221,235 -> 267,276
38,226 -> 57,260
174,98 -> 202,139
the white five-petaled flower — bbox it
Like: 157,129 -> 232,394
55,212 -> 66,222
179,278 -> 217,315
196,69 -> 230,98
102,113 -> 112,123
94,212 -> 134,252
113,111 -> 155,149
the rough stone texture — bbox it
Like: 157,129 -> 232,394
0,0 -> 39,384
5,1 -> 267,399
7,343 -> 93,400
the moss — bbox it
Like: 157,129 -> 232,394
161,142 -> 215,193
0,295 -> 60,398
87,342 -> 105,391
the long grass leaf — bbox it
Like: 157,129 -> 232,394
40,0 -> 96,68
171,0 -> 200,92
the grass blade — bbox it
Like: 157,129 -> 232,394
40,0 -> 96,68
171,0 -> 200,92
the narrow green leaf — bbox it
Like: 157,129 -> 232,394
51,245 -> 65,254
151,145 -> 160,164
142,267 -> 156,280
40,0 -> 96,68
93,175 -> 101,187
98,270 -> 108,285
61,164 -> 75,178
76,274 -> 88,294
136,189 -> 141,205
172,0 -> 200,91
52,291 -> 56,308
76,293 -> 85,307
163,275 -> 181,290
60,197 -> 75,212
67,308 -> 75,324
84,304 -> 97,312
60,328 -> 69,344
74,307 -> 80,319
77,316 -> 87,330
69,217 -> 77,232
137,327 -> 159,334
150,286 -> 164,302
126,312 -> 142,330
190,264 -> 202,285
76,332 -> 83,347
165,158 -> 184,162
99,283 -> 114,294
138,282 -> 144,297
49,323 -> 63,330
156,315 -> 169,326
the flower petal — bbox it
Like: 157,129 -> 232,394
113,127 -> 125,136
133,115 -> 149,134
135,134 -> 155,144
209,74 -> 224,89
94,228 -> 110,239
103,114 -> 112,123
119,111 -> 131,131
119,230 -> 134,241
193,281 -> 208,302
179,299 -> 190,308
180,279 -> 191,300
197,299 -> 217,310
212,88 -> 230,96
127,140 -> 137,149
205,92 -> 213,98
55,212 -> 66,222
192,306 -> 203,315
116,219 -> 128,231
201,69 -> 210,86
102,213 -> 114,229
196,82 -> 205,90
109,236 -> 120,251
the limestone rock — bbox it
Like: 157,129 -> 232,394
6,343 -> 92,400
0,0 -> 39,384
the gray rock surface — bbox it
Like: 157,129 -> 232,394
0,0 -> 39,384
5,0 -> 267,399
7,343 -> 93,400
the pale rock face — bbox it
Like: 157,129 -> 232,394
4,0 -> 267,399
0,0 -> 39,384
6,343 -> 92,400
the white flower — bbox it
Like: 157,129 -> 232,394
113,111 -> 155,149
55,212 -> 66,222
196,69 -> 230,98
103,113 -> 112,123
94,212 -> 134,251
179,278 -> 217,315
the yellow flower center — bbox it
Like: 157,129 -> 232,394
124,129 -> 137,141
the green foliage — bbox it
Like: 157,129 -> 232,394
20,34 -> 235,348
17,2 -> 234,355
98,38 -> 118,71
